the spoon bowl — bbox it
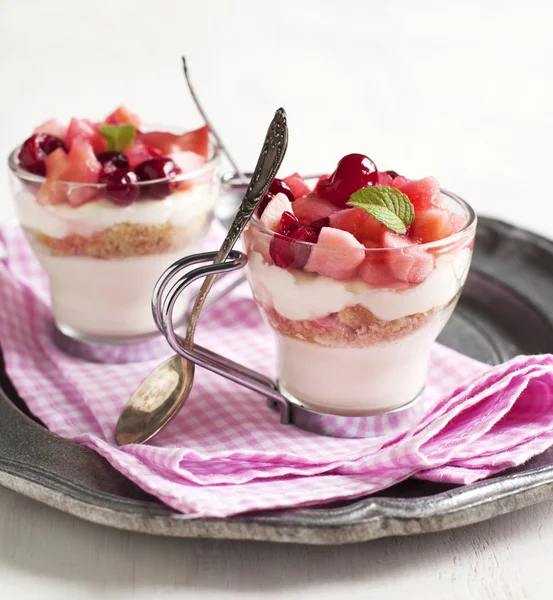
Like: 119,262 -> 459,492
115,355 -> 194,445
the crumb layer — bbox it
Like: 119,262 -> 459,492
29,214 -> 210,259
262,300 -> 457,348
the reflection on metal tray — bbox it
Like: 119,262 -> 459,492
0,216 -> 553,545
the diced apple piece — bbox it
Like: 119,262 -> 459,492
65,118 -> 106,154
283,173 -> 310,199
292,193 -> 340,225
411,208 -> 453,243
304,227 -> 365,281
37,140 -> 101,206
105,106 -> 141,127
376,172 -> 393,185
383,231 -> 435,284
450,214 -> 466,233
358,254 -> 397,286
34,119 -> 67,139
139,125 -> 210,158
329,207 -> 386,245
260,192 -> 293,232
124,139 -> 162,169
393,176 -> 446,211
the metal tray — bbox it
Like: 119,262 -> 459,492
1,216 -> 553,545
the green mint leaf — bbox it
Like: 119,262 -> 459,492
346,185 -> 414,234
98,124 -> 136,152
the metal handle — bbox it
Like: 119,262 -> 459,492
152,251 -> 291,424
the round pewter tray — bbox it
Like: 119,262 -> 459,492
1,216 -> 553,545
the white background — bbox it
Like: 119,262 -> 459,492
1,0 -> 553,597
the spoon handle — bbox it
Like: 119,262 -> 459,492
184,108 -> 288,349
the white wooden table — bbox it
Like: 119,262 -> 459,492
1,1 -> 552,597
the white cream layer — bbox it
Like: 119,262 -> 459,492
38,247 -> 199,339
277,307 -> 453,415
16,182 -> 217,239
247,248 -> 471,322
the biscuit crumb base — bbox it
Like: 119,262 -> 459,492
30,214 -> 210,259
263,301 -> 456,348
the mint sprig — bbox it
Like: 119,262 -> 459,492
98,124 -> 136,152
347,185 -> 414,234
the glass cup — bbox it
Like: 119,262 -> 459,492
243,190 -> 476,416
8,128 -> 220,343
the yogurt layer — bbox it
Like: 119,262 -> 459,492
247,248 -> 472,322
277,305 -> 454,415
39,245 -> 200,339
16,182 -> 217,239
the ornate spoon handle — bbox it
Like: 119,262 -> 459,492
183,108 -> 289,350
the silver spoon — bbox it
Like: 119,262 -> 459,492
115,108 -> 288,445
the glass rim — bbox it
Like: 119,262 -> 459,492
7,129 -> 221,188
248,187 -> 477,252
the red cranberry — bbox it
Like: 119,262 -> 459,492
135,157 -> 182,199
270,178 -> 294,203
257,178 -> 295,217
316,153 -> 378,207
18,133 -> 65,176
385,170 -> 400,179
309,217 -> 330,232
279,211 -> 299,236
100,167 -> 138,206
269,222 -> 318,269
269,235 -> 294,268
291,225 -> 318,244
96,151 -> 129,170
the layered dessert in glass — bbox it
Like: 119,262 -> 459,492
8,107 -> 220,342
244,154 -> 476,416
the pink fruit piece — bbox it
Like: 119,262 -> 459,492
411,208 -> 453,243
34,119 -> 68,140
329,207 -> 386,246
259,192 -> 293,232
283,173 -> 310,199
358,254 -> 397,287
139,125 -> 210,158
37,148 -> 68,205
292,192 -> 340,225
170,150 -> 206,173
124,139 -> 163,169
105,106 -> 141,127
393,176 -> 446,211
383,231 -> 435,284
450,214 -> 466,233
304,227 -> 366,281
38,140 -> 101,206
66,118 -> 106,154
376,172 -> 393,186
391,175 -> 410,188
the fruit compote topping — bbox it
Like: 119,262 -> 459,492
254,154 -> 466,288
16,106 -> 210,207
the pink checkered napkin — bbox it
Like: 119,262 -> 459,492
2,223 -> 553,518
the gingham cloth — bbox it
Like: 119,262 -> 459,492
2,223 -> 553,518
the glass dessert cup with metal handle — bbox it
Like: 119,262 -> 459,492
152,188 -> 476,438
7,129 -> 221,344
